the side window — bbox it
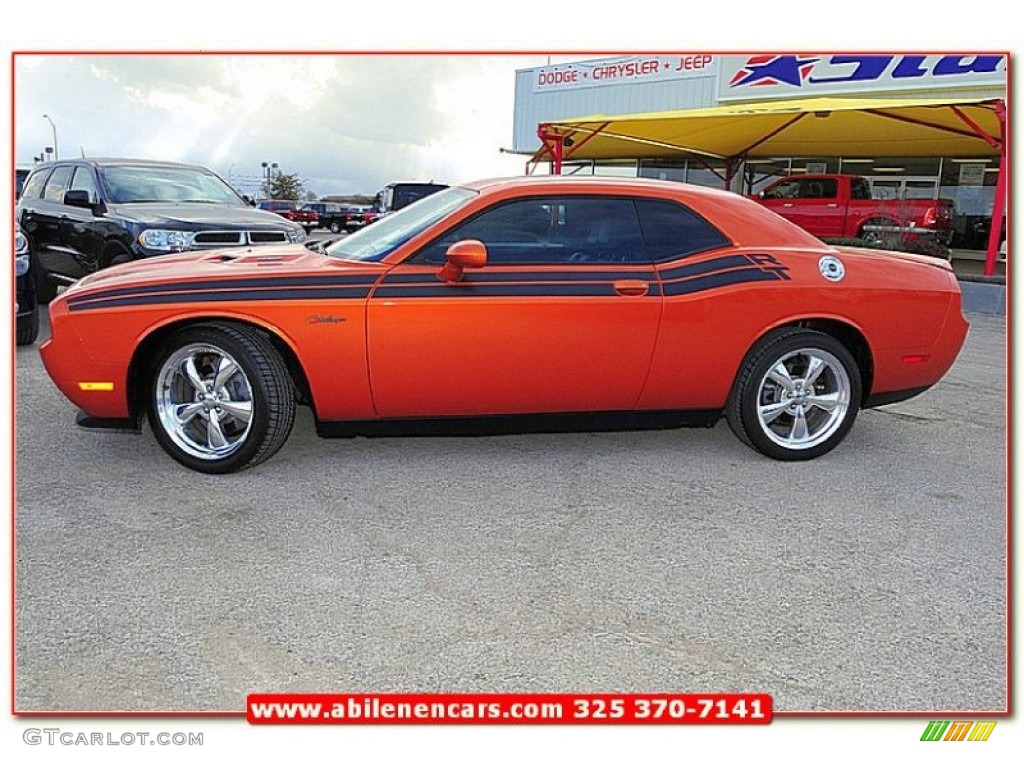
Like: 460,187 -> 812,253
42,165 -> 73,203
70,166 -> 100,203
763,180 -> 800,199
850,179 -> 872,200
413,197 -> 647,265
20,169 -> 50,200
635,199 -> 731,261
798,178 -> 837,199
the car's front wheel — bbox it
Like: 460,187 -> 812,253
147,323 -> 295,473
16,306 -> 39,346
329,221 -> 343,234
32,258 -> 58,304
726,329 -> 861,461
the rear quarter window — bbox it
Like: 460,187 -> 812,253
20,168 -> 50,200
635,199 -> 731,261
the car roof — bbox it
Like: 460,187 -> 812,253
461,175 -> 742,203
29,158 -> 216,172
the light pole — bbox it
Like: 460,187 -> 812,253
43,114 -> 58,160
261,161 -> 278,198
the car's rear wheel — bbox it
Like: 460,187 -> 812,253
147,323 -> 295,473
859,217 -> 900,249
726,329 -> 861,461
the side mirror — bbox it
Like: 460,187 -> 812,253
64,189 -> 93,209
64,189 -> 105,215
438,239 -> 487,282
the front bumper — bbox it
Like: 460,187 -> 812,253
39,300 -> 131,420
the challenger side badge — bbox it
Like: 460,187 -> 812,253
819,255 -> 845,282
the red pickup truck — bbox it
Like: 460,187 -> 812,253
752,174 -> 953,246
256,199 -> 319,234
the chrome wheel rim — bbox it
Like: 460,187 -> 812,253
756,348 -> 851,450
155,344 -> 254,460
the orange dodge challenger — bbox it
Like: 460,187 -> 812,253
40,177 -> 968,473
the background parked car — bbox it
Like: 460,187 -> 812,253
14,222 -> 39,345
298,201 -> 343,227
343,205 -> 379,232
16,167 -> 31,200
751,174 -> 954,250
257,199 -> 318,234
374,182 -> 449,213
16,159 -> 307,302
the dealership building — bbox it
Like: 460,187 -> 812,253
512,54 -> 1007,264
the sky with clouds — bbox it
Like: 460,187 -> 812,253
14,54 -> 553,198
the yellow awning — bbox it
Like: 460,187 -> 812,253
535,96 -> 1004,162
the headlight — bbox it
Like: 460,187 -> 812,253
138,229 -> 195,251
286,229 -> 307,244
15,229 -> 29,258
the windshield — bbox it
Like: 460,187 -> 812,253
326,187 -> 477,262
99,165 -> 246,205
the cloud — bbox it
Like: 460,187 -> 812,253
15,53 -> 537,196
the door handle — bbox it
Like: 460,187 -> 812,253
827,203 -> 839,208
613,280 -> 649,297
782,203 -> 794,208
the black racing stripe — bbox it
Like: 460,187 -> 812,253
381,270 -> 658,284
68,286 -> 371,312
662,268 -> 783,296
372,284 -> 623,299
657,254 -> 754,281
68,273 -> 380,305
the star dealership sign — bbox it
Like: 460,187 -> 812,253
718,54 -> 1006,99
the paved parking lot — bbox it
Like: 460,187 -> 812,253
14,311 -> 1006,713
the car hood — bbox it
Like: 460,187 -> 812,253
63,245 -> 384,299
109,202 -> 302,230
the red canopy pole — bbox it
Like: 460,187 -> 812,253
984,101 -> 1007,277
536,126 -> 564,175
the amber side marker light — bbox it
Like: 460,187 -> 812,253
902,355 -> 931,365
78,382 -> 115,391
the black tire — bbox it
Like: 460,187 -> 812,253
726,328 -> 861,461
329,220 -> 342,234
858,217 -> 900,249
146,323 -> 296,473
16,306 -> 40,346
32,258 -> 58,304
304,226 -> 315,235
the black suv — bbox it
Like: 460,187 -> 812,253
17,158 -> 308,301
15,222 -> 39,346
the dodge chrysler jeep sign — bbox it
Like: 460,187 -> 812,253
534,55 -> 719,92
